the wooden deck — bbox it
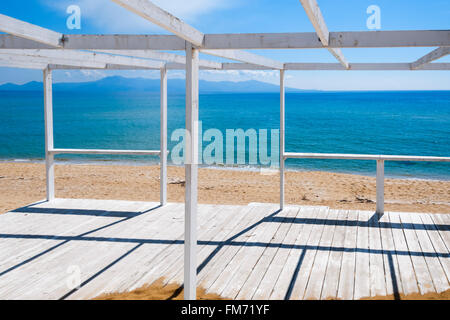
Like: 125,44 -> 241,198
0,199 -> 448,300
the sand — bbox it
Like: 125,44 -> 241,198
92,278 -> 450,300
1,162 -> 449,214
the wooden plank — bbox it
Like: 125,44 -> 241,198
200,49 -> 283,70
284,152 -> 450,162
207,205 -> 283,296
0,52 -> 106,69
378,209 -> 404,297
0,49 -> 165,69
184,44 -> 199,300
110,0 -> 204,46
264,206 -> 319,300
279,70 -> 285,210
399,212 -> 436,294
1,31 -> 449,51
408,213 -> 449,293
303,209 -> 340,299
336,210 -> 359,299
0,14 -> 62,47
411,47 -> 450,70
429,214 -> 450,251
389,212 -> 420,295
354,211 -> 370,299
43,67 -> 54,201
199,205 -> 278,292
321,210 -> 348,299
160,66 -> 167,205
165,205 -> 254,285
286,207 -> 330,299
230,207 -> 301,299
368,212 -> 387,297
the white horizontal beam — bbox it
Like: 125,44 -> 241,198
0,59 -> 48,70
284,152 -> 450,162
97,50 -> 222,69
0,53 -> 106,69
110,0 -> 204,47
411,47 -> 450,70
0,14 -> 63,47
299,0 -> 349,69
201,49 -> 283,70
49,148 -> 161,156
202,31 -> 450,50
1,31 -> 449,50
0,49 -> 164,69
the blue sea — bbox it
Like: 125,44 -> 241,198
0,90 -> 449,180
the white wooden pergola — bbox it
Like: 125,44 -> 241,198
0,0 -> 449,300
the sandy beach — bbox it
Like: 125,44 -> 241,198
1,162 -> 449,214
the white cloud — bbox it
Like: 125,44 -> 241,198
42,0 -> 233,33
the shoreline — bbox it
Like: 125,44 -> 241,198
1,158 -> 449,182
1,162 -> 449,215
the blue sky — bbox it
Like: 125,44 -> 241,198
0,0 -> 449,90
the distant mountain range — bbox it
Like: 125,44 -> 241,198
0,76 -> 315,94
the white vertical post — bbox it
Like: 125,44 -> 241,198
160,66 -> 168,206
43,66 -> 54,201
280,69 -> 285,210
376,159 -> 384,216
184,44 -> 199,300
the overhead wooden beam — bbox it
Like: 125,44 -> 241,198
0,14 -> 63,47
0,59 -> 48,69
97,49 -> 222,69
0,49 -> 164,69
0,53 -> 106,69
1,31 -> 449,50
201,49 -> 283,70
411,47 -> 450,70
299,0 -> 349,69
110,0 -> 204,46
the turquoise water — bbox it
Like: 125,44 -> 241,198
0,90 -> 449,180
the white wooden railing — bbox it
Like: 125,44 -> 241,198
282,152 -> 450,216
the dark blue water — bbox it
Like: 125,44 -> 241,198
0,90 -> 449,179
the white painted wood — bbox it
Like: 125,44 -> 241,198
404,213 -> 447,293
0,60 -> 47,69
280,70 -> 285,210
0,53 -> 106,69
376,160 -> 384,216
378,209 -> 404,296
184,44 -> 199,300
398,212 -> 436,294
288,207 -> 330,299
0,49 -> 164,69
411,47 -> 450,70
336,210 -> 359,299
236,207 -> 301,299
256,207 -> 313,299
43,67 -> 54,201
49,148 -> 160,156
97,50 -> 222,69
284,152 -> 450,162
321,210 -> 348,299
354,211 -> 370,299
389,212 -> 420,295
110,0 -> 204,47
298,0 -> 349,68
1,31 -> 449,51
0,14 -> 63,47
160,67 -> 167,206
303,209 -> 339,300
368,211 -> 387,297
201,49 -> 283,70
